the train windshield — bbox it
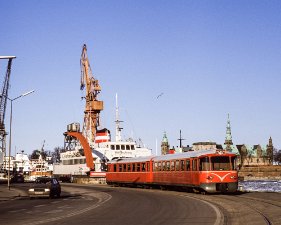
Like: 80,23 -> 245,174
211,156 -> 233,171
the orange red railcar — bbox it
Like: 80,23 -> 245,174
106,149 -> 238,193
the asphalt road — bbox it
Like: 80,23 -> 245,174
0,183 -> 219,225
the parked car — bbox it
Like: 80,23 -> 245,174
11,174 -> 24,183
28,177 -> 61,199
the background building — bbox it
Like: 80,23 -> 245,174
161,132 -> 169,155
160,114 -> 274,167
236,137 -> 273,166
192,142 -> 217,151
222,114 -> 273,166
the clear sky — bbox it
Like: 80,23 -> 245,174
1,1 -> 281,155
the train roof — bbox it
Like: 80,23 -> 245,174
108,149 -> 236,164
109,156 -> 153,164
153,149 -> 218,161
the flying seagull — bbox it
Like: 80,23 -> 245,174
157,92 -> 164,99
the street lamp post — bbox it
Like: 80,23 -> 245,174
20,150 -> 24,174
7,90 -> 34,190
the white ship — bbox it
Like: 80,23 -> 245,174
53,95 -> 151,176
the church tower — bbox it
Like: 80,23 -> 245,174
266,137 -> 273,164
224,114 -> 233,152
161,131 -> 169,155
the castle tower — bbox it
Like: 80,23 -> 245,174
266,137 -> 273,164
161,131 -> 169,155
224,113 -> 233,152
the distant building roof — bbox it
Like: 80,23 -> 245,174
193,141 -> 216,145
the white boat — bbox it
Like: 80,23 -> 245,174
53,95 -> 151,176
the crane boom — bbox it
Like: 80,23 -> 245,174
80,44 -> 103,143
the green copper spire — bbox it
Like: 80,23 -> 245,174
226,114 -> 232,141
162,131 -> 169,143
224,114 -> 233,149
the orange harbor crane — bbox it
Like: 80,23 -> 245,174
80,44 -> 104,143
64,45 -> 103,170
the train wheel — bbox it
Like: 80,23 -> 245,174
193,188 -> 200,194
160,186 -> 167,191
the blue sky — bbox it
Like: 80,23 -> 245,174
1,1 -> 281,155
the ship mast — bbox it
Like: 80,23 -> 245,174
80,44 -> 103,144
177,129 -> 185,148
115,93 -> 123,142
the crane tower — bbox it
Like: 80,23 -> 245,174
80,44 -> 103,144
0,56 -> 16,163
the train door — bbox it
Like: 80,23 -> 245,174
191,158 -> 199,185
146,161 -> 153,183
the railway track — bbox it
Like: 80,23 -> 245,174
103,183 -> 281,225
108,184 -> 281,225
190,192 -> 281,225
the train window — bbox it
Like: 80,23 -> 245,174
175,160 -> 180,171
161,161 -> 166,171
170,161 -> 175,171
131,145 -> 135,150
180,160 -> 185,171
121,145 -> 125,150
136,163 -> 141,172
114,164 -> 117,172
126,145 -> 130,150
116,145 -> 120,150
166,161 -> 170,171
211,156 -> 231,171
158,162 -> 162,171
147,163 -> 150,171
128,164 -> 131,172
141,163 -> 146,172
199,157 -> 210,171
154,162 -> 158,171
123,164 -> 127,172
192,159 -> 198,171
132,163 -> 136,172
231,156 -> 237,170
162,162 -> 165,171
186,160 -> 190,171
119,164 -> 122,172
111,145 -> 115,150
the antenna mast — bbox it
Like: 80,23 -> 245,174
115,93 -> 123,142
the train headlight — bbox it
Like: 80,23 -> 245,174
230,176 -> 236,179
207,176 -> 213,180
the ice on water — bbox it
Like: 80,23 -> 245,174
239,180 -> 281,192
